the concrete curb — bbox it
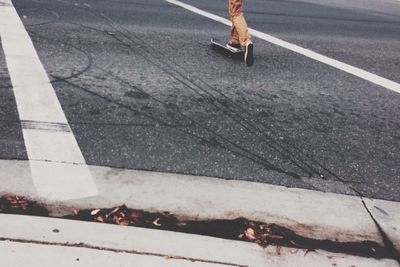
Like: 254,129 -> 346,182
0,241 -> 229,267
363,198 -> 400,254
0,214 -> 398,267
0,159 -> 399,253
0,160 -> 400,250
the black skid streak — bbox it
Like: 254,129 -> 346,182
79,15 -> 323,179
84,11 -> 318,179
21,120 -> 71,133
26,29 -> 93,84
57,77 -> 296,177
21,2 -> 396,193
27,25 -> 304,180
20,0 -> 354,184
23,2 -> 371,184
20,7 -> 60,27
84,7 -> 357,184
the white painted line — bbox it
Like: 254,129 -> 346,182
166,0 -> 400,94
0,0 -> 98,200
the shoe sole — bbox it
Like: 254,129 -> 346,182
245,43 -> 254,67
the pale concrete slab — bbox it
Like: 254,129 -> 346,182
1,159 -> 399,248
0,160 -> 35,196
0,241 -> 230,267
0,214 -> 269,267
263,246 -> 399,267
364,197 -> 400,253
0,214 -> 398,267
84,166 -> 375,244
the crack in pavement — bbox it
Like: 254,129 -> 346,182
360,198 -> 400,263
0,238 -> 245,267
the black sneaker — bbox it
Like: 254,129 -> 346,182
244,42 -> 254,67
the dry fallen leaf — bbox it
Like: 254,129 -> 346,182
107,206 -> 121,217
71,208 -> 79,216
118,220 -> 129,226
90,209 -> 101,216
95,216 -> 104,223
304,249 -> 315,256
5,195 -> 15,201
244,228 -> 257,240
112,215 -> 121,224
153,218 -> 162,226
275,246 -> 281,255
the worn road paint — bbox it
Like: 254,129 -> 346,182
0,0 -> 98,200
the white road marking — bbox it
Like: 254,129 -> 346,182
0,0 -> 98,200
166,0 -> 400,94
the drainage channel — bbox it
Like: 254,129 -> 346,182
0,194 -> 396,261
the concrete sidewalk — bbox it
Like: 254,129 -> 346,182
1,159 -> 400,266
1,159 -> 400,251
0,214 -> 398,267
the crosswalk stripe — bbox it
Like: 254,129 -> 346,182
0,0 -> 98,200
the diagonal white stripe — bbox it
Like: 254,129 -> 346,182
166,0 -> 400,94
0,0 -> 98,200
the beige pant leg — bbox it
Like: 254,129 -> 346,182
229,0 -> 251,46
230,25 -> 240,44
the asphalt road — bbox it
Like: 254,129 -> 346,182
1,0 -> 400,201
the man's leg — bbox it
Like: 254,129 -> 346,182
229,0 -> 250,46
230,25 -> 240,45
229,25 -> 241,49
229,0 -> 254,66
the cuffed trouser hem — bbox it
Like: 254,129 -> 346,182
229,0 -> 251,46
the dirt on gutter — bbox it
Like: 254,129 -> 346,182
0,194 -> 398,261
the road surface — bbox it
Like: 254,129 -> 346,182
1,0 -> 400,201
